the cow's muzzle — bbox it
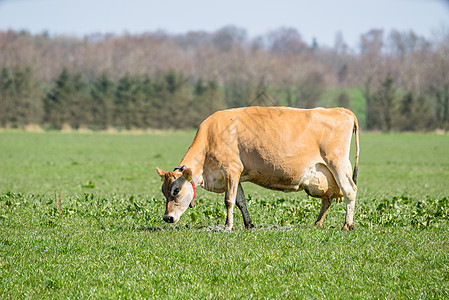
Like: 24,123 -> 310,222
163,215 -> 175,223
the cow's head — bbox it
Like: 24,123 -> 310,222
156,166 -> 196,224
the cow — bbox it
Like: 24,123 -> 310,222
156,106 -> 359,230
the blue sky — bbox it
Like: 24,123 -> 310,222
0,0 -> 448,49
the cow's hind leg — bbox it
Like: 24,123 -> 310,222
236,183 -> 254,229
326,160 -> 357,231
314,197 -> 332,227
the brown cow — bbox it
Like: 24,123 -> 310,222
156,106 -> 359,230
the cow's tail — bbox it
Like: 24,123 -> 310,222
352,116 -> 359,185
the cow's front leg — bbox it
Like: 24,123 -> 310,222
224,176 -> 239,231
236,183 -> 254,229
314,197 -> 332,227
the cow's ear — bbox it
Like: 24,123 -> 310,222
156,167 -> 166,181
182,168 -> 193,182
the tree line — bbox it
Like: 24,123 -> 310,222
0,27 -> 448,131
0,67 -> 226,129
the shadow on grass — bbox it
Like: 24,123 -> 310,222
137,224 -> 297,232
136,224 -> 194,232
134,220 -> 344,233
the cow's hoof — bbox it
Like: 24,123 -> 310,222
314,222 -> 323,228
245,223 -> 255,230
341,223 -> 355,231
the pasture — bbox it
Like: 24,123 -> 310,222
0,131 -> 448,298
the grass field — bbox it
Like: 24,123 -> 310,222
1,131 -> 448,298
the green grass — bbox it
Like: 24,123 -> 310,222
1,131 -> 448,298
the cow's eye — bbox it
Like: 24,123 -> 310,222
173,188 -> 180,196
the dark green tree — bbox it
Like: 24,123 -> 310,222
190,78 -> 225,127
337,91 -> 350,108
114,73 -> 136,129
377,75 -> 395,131
0,67 -> 14,126
0,67 -> 43,127
367,75 -> 396,131
91,72 -> 115,129
396,91 -> 431,131
295,72 -> 325,109
44,68 -> 91,129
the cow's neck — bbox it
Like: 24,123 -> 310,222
178,143 -> 205,187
